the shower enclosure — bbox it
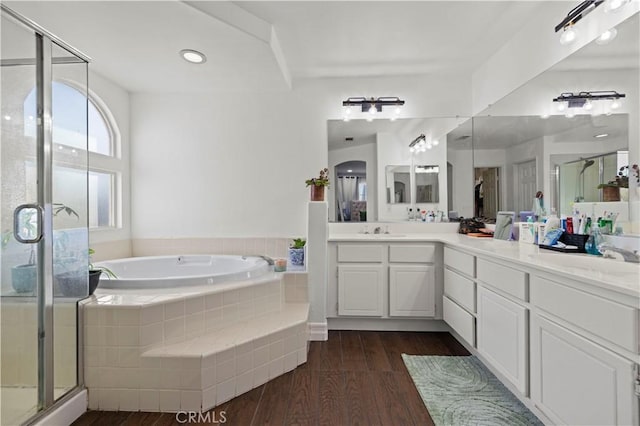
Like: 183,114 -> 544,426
1,6 -> 89,424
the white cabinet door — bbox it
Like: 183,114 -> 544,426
338,265 -> 384,316
531,314 -> 636,426
389,265 -> 435,317
477,285 -> 528,394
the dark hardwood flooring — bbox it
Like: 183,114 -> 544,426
72,331 -> 469,426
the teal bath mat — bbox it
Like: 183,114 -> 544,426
402,355 -> 543,426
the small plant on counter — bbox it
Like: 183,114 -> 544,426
290,238 -> 306,249
305,168 -> 330,187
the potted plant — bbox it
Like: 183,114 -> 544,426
288,238 -> 306,266
305,168 -> 330,201
88,248 -> 116,295
597,166 -> 630,201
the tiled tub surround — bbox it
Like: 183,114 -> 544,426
83,272 -> 309,412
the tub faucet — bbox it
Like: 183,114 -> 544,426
598,244 -> 640,263
244,255 -> 275,265
374,227 -> 382,234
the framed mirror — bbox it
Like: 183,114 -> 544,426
386,165 -> 411,204
494,211 -> 515,240
415,165 -> 439,203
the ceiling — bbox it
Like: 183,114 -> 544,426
3,1 -> 548,93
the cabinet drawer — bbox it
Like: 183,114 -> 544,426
444,247 -> 475,277
444,269 -> 475,313
389,244 -> 435,263
337,245 -> 384,263
477,258 -> 527,301
443,296 -> 475,347
531,275 -> 638,353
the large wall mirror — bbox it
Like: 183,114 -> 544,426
468,13 -> 638,231
327,116 -> 470,222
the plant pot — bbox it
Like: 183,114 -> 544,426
11,264 -> 37,294
602,186 -> 620,202
88,270 -> 102,295
310,185 -> 325,201
289,248 -> 305,266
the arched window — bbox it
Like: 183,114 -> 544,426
23,81 -> 121,229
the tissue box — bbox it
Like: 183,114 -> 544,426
519,223 -> 536,244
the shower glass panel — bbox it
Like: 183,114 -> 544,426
1,6 -> 89,424
0,12 -> 40,425
51,41 -> 88,401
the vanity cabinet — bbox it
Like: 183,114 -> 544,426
329,242 -> 440,319
443,247 -> 476,347
529,274 -> 639,426
530,313 -> 636,426
476,258 -> 529,395
477,285 -> 528,394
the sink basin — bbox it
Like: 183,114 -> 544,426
357,233 -> 406,238
528,252 -> 640,278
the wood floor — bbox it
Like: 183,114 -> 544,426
72,331 -> 469,426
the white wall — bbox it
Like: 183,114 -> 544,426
130,74 -> 471,238
328,142 -> 376,222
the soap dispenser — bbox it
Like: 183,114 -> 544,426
585,225 -> 603,256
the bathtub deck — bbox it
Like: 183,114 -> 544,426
73,331 -> 469,426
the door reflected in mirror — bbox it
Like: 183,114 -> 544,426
386,165 -> 411,204
415,165 -> 439,203
335,160 -> 367,222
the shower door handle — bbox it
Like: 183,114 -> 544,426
13,203 -> 43,243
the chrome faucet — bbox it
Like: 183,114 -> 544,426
598,244 -> 640,263
243,255 -> 275,265
374,227 -> 382,234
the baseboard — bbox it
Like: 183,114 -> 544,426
327,318 -> 449,332
32,388 -> 87,426
308,321 -> 328,341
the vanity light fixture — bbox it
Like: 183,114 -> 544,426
179,49 -> 207,64
595,27 -> 618,44
553,91 -> 625,114
342,97 -> 404,121
408,134 -> 431,153
604,0 -> 630,13
555,0 -> 604,45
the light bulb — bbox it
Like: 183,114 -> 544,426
420,146 -> 426,152
368,105 -> 377,115
366,116 -> 373,122
344,106 -> 352,116
390,116 -> 397,121
595,28 -> 618,45
556,102 -> 566,112
3,115 -> 10,121
394,106 -> 401,115
610,99 -> 621,110
540,113 -> 550,119
409,147 -> 415,153
559,26 -> 578,45
433,139 -> 439,146
426,143 -> 433,150
343,116 -> 351,122
583,100 -> 593,111
604,0 -> 629,13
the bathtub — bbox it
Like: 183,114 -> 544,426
96,255 -> 271,289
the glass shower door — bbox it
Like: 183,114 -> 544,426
0,12 -> 41,425
1,6 -> 89,424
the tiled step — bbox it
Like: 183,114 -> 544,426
87,303 -> 309,412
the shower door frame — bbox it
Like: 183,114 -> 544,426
1,5 -> 90,424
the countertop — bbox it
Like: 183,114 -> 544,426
328,233 -> 640,299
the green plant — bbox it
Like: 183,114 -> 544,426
305,168 -> 330,188
89,248 -> 117,278
290,238 -> 306,249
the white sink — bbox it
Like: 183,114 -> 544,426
528,252 -> 640,278
357,233 -> 406,238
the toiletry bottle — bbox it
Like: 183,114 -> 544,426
585,226 -> 603,256
408,208 -> 413,221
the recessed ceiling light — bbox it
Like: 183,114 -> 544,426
594,133 -> 609,138
180,49 -> 207,64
